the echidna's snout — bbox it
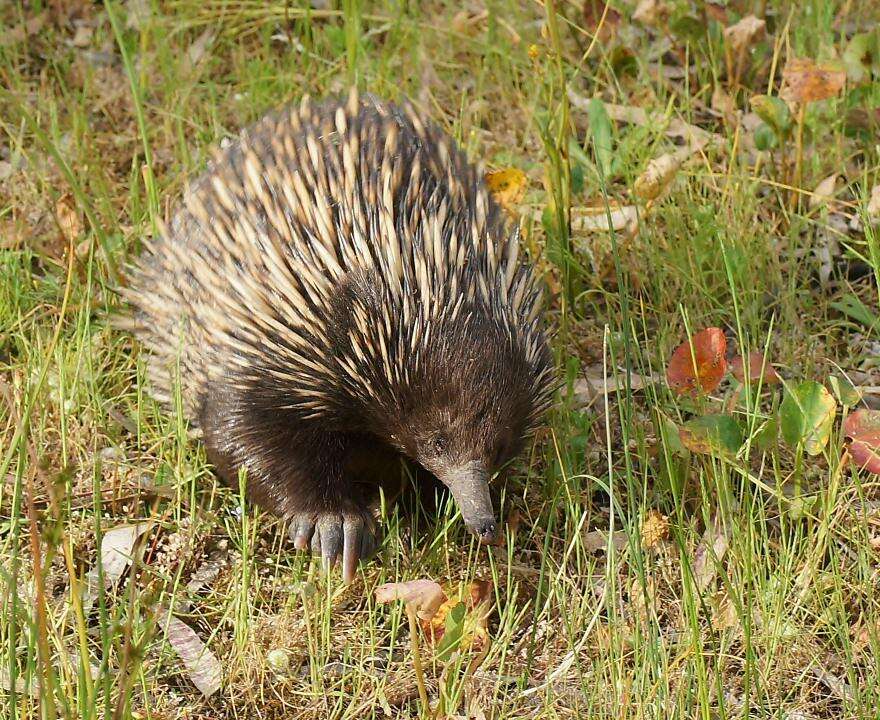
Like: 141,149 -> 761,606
441,462 -> 497,544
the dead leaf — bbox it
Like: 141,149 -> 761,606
568,90 -> 722,151
82,522 -> 153,611
810,173 -> 838,209
55,196 -> 82,245
723,15 -> 765,54
711,86 -> 737,121
573,364 -> 656,408
634,153 -> 682,201
729,351 -> 780,384
583,529 -> 628,553
375,579 -> 447,620
162,610 -> 222,697
692,515 -> 729,592
632,0 -> 669,26
72,24 -> 93,48
640,510 -> 669,550
666,327 -> 728,396
866,184 -> 880,219
782,58 -> 846,104
582,0 -> 621,41
569,204 -> 639,233
485,168 -> 527,212
0,12 -> 46,47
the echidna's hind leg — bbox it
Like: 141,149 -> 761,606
196,386 -> 380,582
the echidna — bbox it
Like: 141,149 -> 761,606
124,91 -> 554,582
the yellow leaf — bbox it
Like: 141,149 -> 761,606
485,168 -> 527,212
782,58 -> 846,104
634,153 -> 681,201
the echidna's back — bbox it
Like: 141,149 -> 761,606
123,92 -> 536,426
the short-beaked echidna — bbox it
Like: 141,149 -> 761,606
124,91 -> 555,581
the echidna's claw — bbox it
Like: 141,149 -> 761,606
289,516 -> 316,550
291,511 -> 376,584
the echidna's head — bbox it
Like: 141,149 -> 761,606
383,312 -> 553,543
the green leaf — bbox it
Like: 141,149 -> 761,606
779,381 -> 837,456
753,418 -> 778,452
434,602 -> 467,662
830,294 -> 880,333
843,31 -> 880,84
587,98 -> 613,180
679,415 -> 743,459
753,122 -> 778,151
828,374 -> 862,407
750,95 -> 792,136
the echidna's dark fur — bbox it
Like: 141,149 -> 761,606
123,91 -> 554,578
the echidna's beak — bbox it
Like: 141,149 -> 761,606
441,462 -> 497,544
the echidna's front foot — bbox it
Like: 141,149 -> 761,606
289,511 -> 377,583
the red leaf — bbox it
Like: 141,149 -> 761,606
729,351 -> 780,384
843,409 -> 880,473
666,328 -> 727,395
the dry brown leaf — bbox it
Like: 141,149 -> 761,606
573,364 -> 655,408
568,90 -> 722,150
55,196 -> 82,244
723,15 -> 765,54
162,610 -> 222,697
0,12 -> 46,47
485,168 -> 527,212
82,522 -> 153,611
810,173 -> 838,209
375,579 -> 447,620
782,58 -> 846,104
583,529 -> 628,553
634,153 -> 682,201
582,0 -> 621,41
632,0 -> 669,26
692,515 -> 729,592
570,204 -> 639,233
711,86 -> 737,121
640,510 -> 669,550
866,184 -> 880,219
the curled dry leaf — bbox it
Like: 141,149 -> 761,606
666,327 -> 727,395
729,351 -> 780,384
569,203 -> 639,234
723,15 -> 765,54
693,515 -> 729,592
582,0 -> 621,42
375,579 -> 447,620
866,184 -> 880,219
843,409 -> 880,473
484,168 -> 527,213
634,153 -> 682,201
82,522 -> 153,611
782,58 -> 846,104
55,196 -> 82,245
583,529 -> 628,553
810,174 -> 838,209
161,610 -> 222,697
573,364 -> 656,408
632,0 -> 669,26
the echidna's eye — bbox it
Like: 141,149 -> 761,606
433,435 -> 448,454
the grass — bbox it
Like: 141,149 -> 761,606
2,0 -> 880,718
